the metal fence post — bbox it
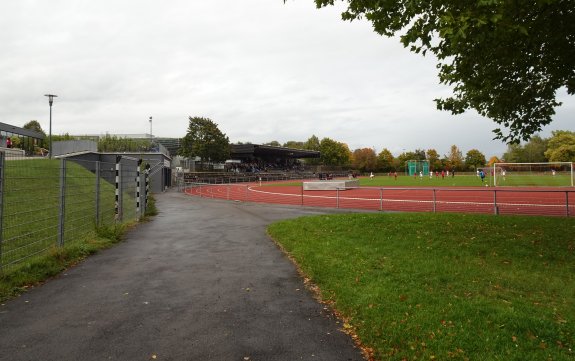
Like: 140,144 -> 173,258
301,184 -> 304,206
136,159 -> 142,219
566,191 -> 570,217
95,161 -> 101,226
227,184 -> 230,200
0,152 -> 4,271
336,188 -> 340,208
433,188 -> 437,213
58,158 -> 67,247
115,156 -> 123,222
493,189 -> 499,215
140,171 -> 146,215
379,188 -> 383,211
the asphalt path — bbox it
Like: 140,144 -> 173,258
0,190 -> 365,361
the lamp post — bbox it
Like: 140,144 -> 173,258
149,116 -> 152,140
44,94 -> 57,159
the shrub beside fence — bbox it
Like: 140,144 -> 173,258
0,153 -> 150,271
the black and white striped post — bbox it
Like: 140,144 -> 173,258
136,159 -> 142,219
145,163 -> 151,209
115,155 -> 122,222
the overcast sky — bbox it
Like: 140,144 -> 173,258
1,0 -> 573,158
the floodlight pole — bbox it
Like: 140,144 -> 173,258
149,116 -> 153,140
44,94 -> 58,159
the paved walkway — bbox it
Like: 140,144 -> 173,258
0,190 -> 364,361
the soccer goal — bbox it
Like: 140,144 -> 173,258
492,162 -> 574,187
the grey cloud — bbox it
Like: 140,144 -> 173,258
1,0 -> 572,158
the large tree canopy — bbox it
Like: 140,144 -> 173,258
309,0 -> 575,143
445,144 -> 465,170
181,116 -> 230,162
426,149 -> 442,171
465,149 -> 487,170
304,135 -> 322,165
544,130 -> 575,161
352,147 -> 377,171
502,134 -> 548,162
320,137 -> 352,166
23,120 -> 46,136
377,148 -> 395,171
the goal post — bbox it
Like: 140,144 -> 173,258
492,162 -> 574,187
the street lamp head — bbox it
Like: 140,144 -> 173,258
44,94 -> 58,106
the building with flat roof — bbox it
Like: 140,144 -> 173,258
0,122 -> 46,156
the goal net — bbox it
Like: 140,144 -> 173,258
493,162 -> 574,187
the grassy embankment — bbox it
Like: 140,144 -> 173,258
0,159 -> 154,302
268,213 -> 575,360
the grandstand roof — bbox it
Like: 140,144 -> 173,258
231,144 -> 320,160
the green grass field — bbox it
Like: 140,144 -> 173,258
493,173 -> 573,187
268,213 -> 575,360
266,174 -> 573,188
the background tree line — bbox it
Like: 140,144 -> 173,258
21,116 -> 574,173
266,130 -> 575,172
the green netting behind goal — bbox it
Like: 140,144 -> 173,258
493,162 -> 574,187
406,160 -> 430,176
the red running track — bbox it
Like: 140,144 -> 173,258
185,183 -> 575,217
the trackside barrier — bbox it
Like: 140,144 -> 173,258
177,173 -> 330,186
182,183 -> 575,218
0,154 -> 149,271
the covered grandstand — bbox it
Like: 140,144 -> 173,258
229,143 -> 320,172
230,143 -> 319,162
180,144 -> 321,183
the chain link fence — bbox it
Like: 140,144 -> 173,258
0,153 -> 150,271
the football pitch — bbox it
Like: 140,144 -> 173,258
269,174 -> 573,188
359,173 -> 572,187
